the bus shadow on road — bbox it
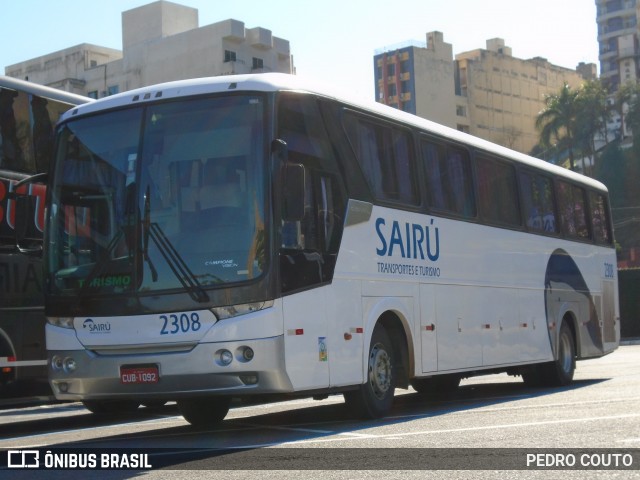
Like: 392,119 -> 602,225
1,377 -> 609,474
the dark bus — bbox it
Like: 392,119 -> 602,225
0,75 -> 90,404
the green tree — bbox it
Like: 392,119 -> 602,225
614,82 -> 639,140
535,83 -> 580,170
575,80 -> 611,175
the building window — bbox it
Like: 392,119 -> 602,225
224,50 -> 236,62
88,91 -> 98,99
107,85 -> 119,96
252,57 -> 264,70
387,63 -> 395,77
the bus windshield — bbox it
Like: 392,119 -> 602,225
47,94 -> 267,297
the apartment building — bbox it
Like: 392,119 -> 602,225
375,33 -> 595,154
5,1 -> 294,97
596,0 -> 639,92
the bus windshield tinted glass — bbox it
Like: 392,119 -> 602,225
47,95 -> 267,296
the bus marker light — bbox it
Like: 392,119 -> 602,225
242,347 -> 254,361
344,333 -> 352,340
63,357 -> 77,373
51,356 -> 64,371
287,329 -> 304,336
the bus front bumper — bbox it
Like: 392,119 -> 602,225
48,335 -> 293,401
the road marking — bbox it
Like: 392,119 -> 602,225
277,412 -> 640,446
617,438 -> 640,444
237,423 -> 333,434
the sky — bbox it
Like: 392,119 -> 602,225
1,0 -> 599,100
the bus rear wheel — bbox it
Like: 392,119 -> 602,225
177,396 -> 231,427
523,322 -> 575,387
344,326 -> 396,419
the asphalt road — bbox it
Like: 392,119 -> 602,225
2,345 -> 640,479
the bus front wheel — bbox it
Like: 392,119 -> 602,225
178,396 -> 231,427
344,325 -> 396,419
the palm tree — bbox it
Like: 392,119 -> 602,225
536,83 -> 580,170
575,80 -> 611,175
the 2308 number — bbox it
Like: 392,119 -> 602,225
160,312 -> 202,335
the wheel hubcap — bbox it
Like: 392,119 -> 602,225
559,333 -> 572,374
368,343 -> 392,399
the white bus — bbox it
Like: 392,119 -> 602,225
33,73 -> 618,425
0,76 -> 90,403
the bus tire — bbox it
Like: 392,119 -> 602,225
82,400 -> 140,415
523,322 -> 575,388
411,374 -> 461,397
344,325 -> 396,419
178,396 -> 231,427
544,322 -> 576,386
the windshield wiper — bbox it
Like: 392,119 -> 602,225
146,222 -> 210,303
143,186 -> 210,303
78,228 -> 126,294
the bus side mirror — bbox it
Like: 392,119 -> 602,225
283,163 -> 305,222
14,194 -> 43,255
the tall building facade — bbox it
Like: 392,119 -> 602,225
4,1 -> 294,98
375,33 -> 595,154
596,0 -> 639,92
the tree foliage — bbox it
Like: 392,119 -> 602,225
534,80 -> 612,173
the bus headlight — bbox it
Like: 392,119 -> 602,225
47,317 -> 75,329
211,300 -> 273,321
217,349 -> 233,366
63,357 -> 77,373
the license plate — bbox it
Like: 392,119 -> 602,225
120,365 -> 159,384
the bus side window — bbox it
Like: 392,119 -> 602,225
557,181 -> 590,240
0,88 -> 28,171
520,172 -> 557,234
421,139 -> 475,218
344,114 -> 418,206
589,191 -> 612,245
476,154 -> 521,227
277,93 -> 345,292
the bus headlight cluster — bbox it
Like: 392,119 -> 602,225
51,355 -> 77,373
47,317 -> 75,329
214,346 -> 255,366
211,300 -> 274,320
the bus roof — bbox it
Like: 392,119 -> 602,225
0,75 -> 92,106
59,73 -> 607,192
